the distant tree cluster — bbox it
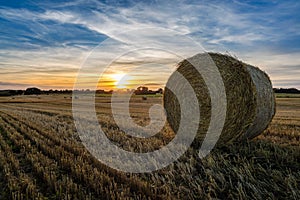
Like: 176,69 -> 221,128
24,87 -> 42,95
134,86 -> 163,95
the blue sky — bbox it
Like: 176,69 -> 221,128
0,0 -> 299,89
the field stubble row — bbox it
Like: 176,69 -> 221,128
0,95 -> 299,199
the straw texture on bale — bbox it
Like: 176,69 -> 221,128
163,53 -> 275,147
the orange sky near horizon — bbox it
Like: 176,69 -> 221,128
0,66 -> 169,91
0,75 -> 164,91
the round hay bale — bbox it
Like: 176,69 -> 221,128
163,53 -> 275,147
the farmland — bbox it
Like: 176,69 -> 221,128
0,94 -> 299,199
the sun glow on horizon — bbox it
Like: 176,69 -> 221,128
110,73 -> 132,89
97,69 -> 167,91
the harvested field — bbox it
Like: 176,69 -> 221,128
0,94 -> 299,199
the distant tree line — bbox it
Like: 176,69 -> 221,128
96,89 -> 113,94
1,87 -> 299,97
0,87 -> 72,96
0,87 -> 164,96
0,90 -> 24,96
273,88 -> 300,94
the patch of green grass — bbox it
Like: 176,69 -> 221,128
275,93 -> 300,98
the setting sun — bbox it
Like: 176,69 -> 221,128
111,73 -> 131,89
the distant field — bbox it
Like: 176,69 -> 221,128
0,94 -> 299,199
275,93 -> 300,98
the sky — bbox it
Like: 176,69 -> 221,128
0,0 -> 299,90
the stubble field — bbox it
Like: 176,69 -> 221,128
0,94 -> 299,199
